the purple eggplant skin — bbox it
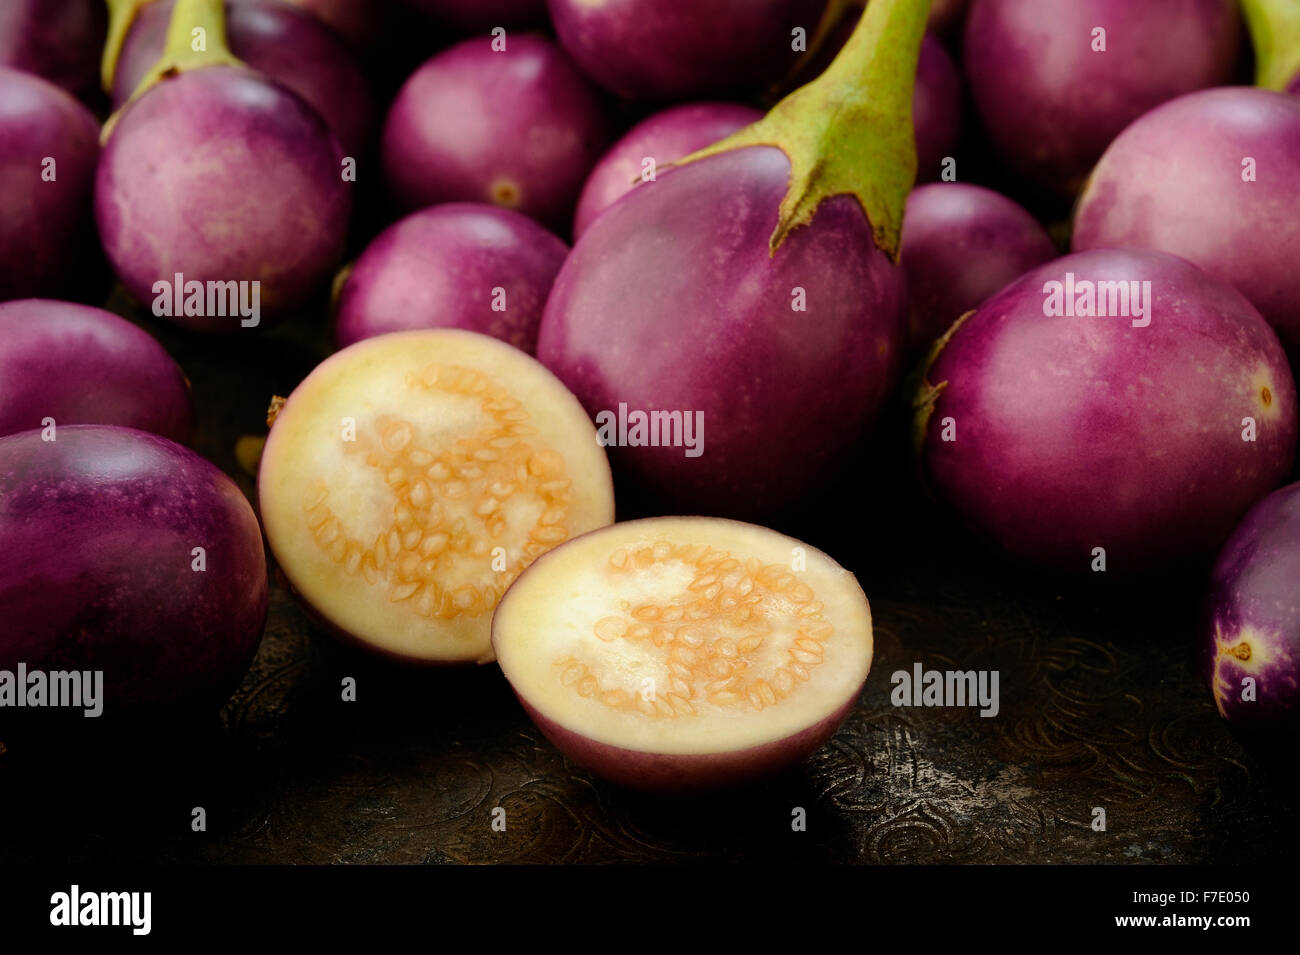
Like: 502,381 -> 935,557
546,0 -> 825,102
1290,73 -> 1300,96
381,34 -> 610,231
1204,482 -> 1300,731
0,300 -> 193,444
112,0 -> 375,157
0,67 -> 100,303
964,0 -> 1241,196
96,66 -> 353,333
900,182 -> 1056,352
1073,88 -> 1300,355
286,0 -> 386,51
0,426 -> 268,715
0,0 -> 106,101
537,146 -> 906,520
572,101 -> 762,240
335,203 -> 569,353
406,0 -> 546,31
917,249 -> 1298,574
913,34 -> 962,183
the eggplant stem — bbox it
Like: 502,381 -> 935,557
101,0 -> 244,143
1241,0 -> 1300,91
671,0 -> 931,259
101,0 -> 158,93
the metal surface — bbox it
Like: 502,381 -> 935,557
1,301 -> 1294,865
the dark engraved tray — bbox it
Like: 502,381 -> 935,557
1,296 -> 1295,865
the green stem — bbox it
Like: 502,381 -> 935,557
1241,0 -> 1300,90
101,0 -> 158,93
675,0 -> 932,259
102,0 -> 243,141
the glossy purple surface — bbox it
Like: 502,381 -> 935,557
381,34 -> 609,230
537,146 -> 906,519
572,101 -> 761,240
96,66 -> 353,332
1073,88 -> 1300,354
900,182 -> 1056,350
336,203 -> 568,353
0,300 -> 193,443
0,426 -> 267,713
919,249 -> 1298,572
287,0 -> 384,50
0,67 -> 100,302
964,0 -> 1240,194
113,0 -> 375,156
0,0 -> 106,100
1204,482 -> 1300,730
547,0 -> 824,101
914,34 -> 961,182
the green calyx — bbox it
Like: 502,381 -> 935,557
101,0 -> 244,142
1241,0 -> 1300,91
908,307 -> 971,466
674,0 -> 932,259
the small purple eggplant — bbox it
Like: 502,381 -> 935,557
1204,481 -> 1300,731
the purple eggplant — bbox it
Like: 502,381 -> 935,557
572,101 -> 762,240
0,0 -> 106,100
1204,481 -> 1300,731
0,425 -> 267,714
0,300 -> 193,443
546,0 -> 825,101
964,0 -> 1240,195
0,67 -> 100,302
335,203 -> 569,353
537,0 -> 926,518
1073,87 -> 1300,354
95,0 -> 352,332
381,33 -> 610,230
914,249 -> 1297,572
110,0 -> 374,156
900,182 -> 1056,352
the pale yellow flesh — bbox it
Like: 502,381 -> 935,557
259,329 -> 615,663
495,518 -> 873,755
